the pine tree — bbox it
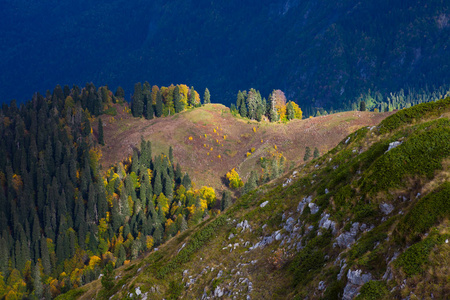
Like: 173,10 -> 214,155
304,146 -> 311,161
188,87 -> 196,107
360,101 -> 366,111
286,101 -> 295,120
154,173 -> 163,197
313,147 -> 320,159
98,118 -> 104,145
239,101 -> 248,118
182,173 -> 192,190
155,90 -> 163,117
101,262 -> 115,290
174,86 -> 184,113
204,88 -> 211,104
132,83 -> 144,117
33,262 -> 43,299
115,86 -> 125,99
144,94 -> 154,119
169,146 -> 174,163
221,190 -> 232,211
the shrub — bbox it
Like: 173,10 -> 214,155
394,230 -> 448,276
396,182 -> 450,243
356,281 -> 388,300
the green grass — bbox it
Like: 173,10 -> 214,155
359,118 -> 450,194
54,288 -> 86,300
378,97 -> 450,134
396,182 -> 450,243
395,230 -> 450,276
355,281 -> 389,300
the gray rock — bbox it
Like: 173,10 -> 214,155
325,188 -> 329,194
260,201 -> 269,208
319,213 -> 337,234
217,270 -> 223,278
336,232 -> 355,248
135,287 -> 142,296
318,281 -> 326,291
284,217 -> 296,232
275,231 -> 283,241
308,202 -> 319,214
297,196 -> 313,213
236,220 -> 251,232
283,178 -> 292,187
385,141 -> 402,153
214,286 -> 224,297
343,269 -> 372,300
379,202 -> 394,215
337,263 -> 347,281
228,233 -> 235,240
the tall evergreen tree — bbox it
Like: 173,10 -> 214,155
221,190 -> 232,211
144,93 -> 154,119
173,86 -> 183,113
115,86 -> 125,99
204,88 -> 211,104
286,101 -> 295,120
304,146 -> 312,161
313,147 -> 320,159
132,83 -> 144,117
360,100 -> 366,111
155,90 -> 163,117
98,118 -> 104,145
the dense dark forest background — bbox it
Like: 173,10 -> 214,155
1,0 -> 449,113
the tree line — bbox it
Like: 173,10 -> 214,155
231,89 -> 302,122
130,82 -> 211,119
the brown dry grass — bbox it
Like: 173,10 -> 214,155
95,104 -> 393,191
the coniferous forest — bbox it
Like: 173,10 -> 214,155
0,83 -> 219,299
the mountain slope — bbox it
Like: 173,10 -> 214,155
65,98 -> 450,299
2,1 -> 449,110
98,103 -> 391,190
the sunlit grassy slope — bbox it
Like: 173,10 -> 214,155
98,103 -> 391,191
59,97 -> 450,299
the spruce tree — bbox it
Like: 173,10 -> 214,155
115,86 -> 125,99
360,100 -> 366,111
182,173 -> 192,190
239,101 -> 248,118
189,86 -> 198,107
204,88 -> 211,104
236,91 -> 244,111
155,90 -> 163,117
304,146 -> 311,161
286,101 -> 295,120
98,118 -> 104,145
132,82 -> 144,117
169,146 -> 174,163
221,190 -> 232,211
313,147 -> 320,159
153,173 -> 163,197
144,94 -> 154,119
173,86 -> 183,113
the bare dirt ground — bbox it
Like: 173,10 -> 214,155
95,103 -> 393,191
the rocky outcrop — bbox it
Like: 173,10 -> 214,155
343,269 -> 372,300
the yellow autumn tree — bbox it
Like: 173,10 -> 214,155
291,101 -> 303,119
157,193 -> 169,214
151,85 -> 159,104
146,236 -> 154,250
226,169 -> 244,189
199,186 -> 216,207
